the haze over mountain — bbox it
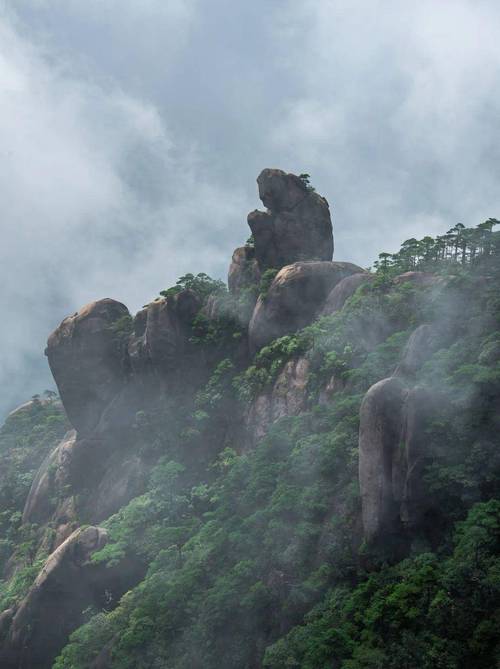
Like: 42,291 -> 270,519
1,0 -> 500,416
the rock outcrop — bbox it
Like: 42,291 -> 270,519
227,246 -> 260,296
394,324 -> 436,378
321,272 -> 374,316
0,526 -> 139,669
249,261 -> 364,353
46,299 -> 130,435
359,324 -> 439,543
359,381 -> 436,545
398,386 -> 434,529
245,358 -> 310,448
128,289 -> 201,380
22,430 -> 78,528
392,271 -> 437,287
247,169 -> 334,272
359,377 -> 408,542
22,420 -> 147,540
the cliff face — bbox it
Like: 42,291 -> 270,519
0,170 -> 498,669
1,168 -> 342,667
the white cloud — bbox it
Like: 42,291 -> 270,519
1,0 -> 499,415
267,0 -> 500,261
0,5 -> 248,415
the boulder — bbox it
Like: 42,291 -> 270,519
22,430 -> 78,527
249,261 -> 364,353
46,299 -> 130,435
23,415 -> 144,537
359,375 -> 436,543
247,169 -> 334,271
128,289 -> 201,379
358,377 -> 407,542
227,246 -> 260,295
392,271 -> 437,287
0,526 -> 130,669
321,272 -> 374,316
394,324 -> 436,378
256,168 -> 309,211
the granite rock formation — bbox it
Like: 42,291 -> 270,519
247,168 -> 334,272
249,260 -> 364,353
0,526 -> 139,669
46,299 -> 130,435
321,272 -> 374,316
358,325 -> 438,543
245,357 -> 310,448
128,289 -> 201,379
227,246 -> 260,296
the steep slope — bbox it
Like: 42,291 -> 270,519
0,172 -> 498,668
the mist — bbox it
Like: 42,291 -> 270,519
1,0 -> 500,417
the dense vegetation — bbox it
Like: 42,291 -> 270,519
0,395 -> 68,609
374,219 -> 499,277
1,224 -> 499,668
52,225 -> 499,668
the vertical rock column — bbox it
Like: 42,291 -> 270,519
358,377 -> 408,542
247,168 -> 334,271
45,298 -> 131,435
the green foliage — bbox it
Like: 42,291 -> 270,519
0,398 -> 68,573
195,359 -> 236,410
264,501 -> 500,669
55,398 -> 361,668
259,267 -> 279,298
299,173 -> 316,193
160,272 -> 225,301
106,314 -> 133,352
373,219 -> 500,277
233,334 -> 305,402
5,220 -> 500,669
189,293 -> 244,350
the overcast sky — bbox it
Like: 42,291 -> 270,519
1,0 -> 499,416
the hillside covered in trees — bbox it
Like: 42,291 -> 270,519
0,170 -> 498,669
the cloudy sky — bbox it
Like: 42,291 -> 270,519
1,0 -> 499,416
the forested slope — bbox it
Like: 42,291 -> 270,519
0,170 -> 498,668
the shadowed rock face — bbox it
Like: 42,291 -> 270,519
0,526 -> 140,669
247,169 -> 334,271
249,261 -> 364,353
321,272 -> 374,316
394,324 -> 436,378
359,377 -> 408,543
358,323 -> 444,544
22,430 -> 78,528
228,246 -> 260,295
22,413 -> 147,538
398,387 -> 435,529
46,299 -> 130,436
128,289 -> 201,378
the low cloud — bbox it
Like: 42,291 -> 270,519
1,0 -> 499,415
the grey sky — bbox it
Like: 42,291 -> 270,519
1,0 -> 499,416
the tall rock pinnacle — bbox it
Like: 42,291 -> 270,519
247,168 -> 334,272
